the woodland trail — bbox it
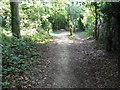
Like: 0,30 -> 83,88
33,32 -> 118,88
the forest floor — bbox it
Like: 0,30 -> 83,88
32,31 -> 119,88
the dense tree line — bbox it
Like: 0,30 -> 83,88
100,2 -> 120,51
82,2 -> 120,51
92,2 -> 120,51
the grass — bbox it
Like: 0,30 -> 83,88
67,35 -> 76,39
52,31 -> 61,34
78,31 -> 93,40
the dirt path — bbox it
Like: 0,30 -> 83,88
33,32 -> 118,88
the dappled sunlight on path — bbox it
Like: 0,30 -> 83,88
50,32 -> 92,45
51,32 -> 73,44
33,31 -> 118,88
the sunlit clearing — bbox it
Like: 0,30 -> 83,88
50,32 -> 69,36
21,29 -> 37,36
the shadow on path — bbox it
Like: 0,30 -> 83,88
34,32 -> 118,88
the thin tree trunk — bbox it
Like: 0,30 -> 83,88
94,2 -> 98,40
106,17 -> 112,51
10,0 -> 20,38
73,21 -> 76,33
97,14 -> 101,39
116,17 -> 120,51
70,16 -> 74,36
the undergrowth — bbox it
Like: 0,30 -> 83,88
1,28 -> 53,88
67,35 -> 76,39
79,31 -> 93,40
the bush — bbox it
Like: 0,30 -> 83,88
2,34 -> 36,88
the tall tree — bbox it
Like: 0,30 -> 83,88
90,2 -> 99,40
94,2 -> 98,40
68,3 -> 81,35
10,0 -> 20,38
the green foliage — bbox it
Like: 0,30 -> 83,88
49,2 -> 68,30
2,32 -> 36,88
0,2 -> 11,29
78,18 -> 84,31
67,35 -> 76,39
2,28 -> 53,88
81,4 -> 95,36
68,4 -> 81,20
79,31 -> 93,40
68,3 -> 84,32
99,2 -> 120,51
2,1 -> 120,88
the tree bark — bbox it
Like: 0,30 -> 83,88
106,17 -> 112,51
94,2 -> 98,40
70,17 -> 74,36
10,0 -> 20,38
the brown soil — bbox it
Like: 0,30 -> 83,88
32,32 -> 119,88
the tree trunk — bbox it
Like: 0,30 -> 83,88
116,17 -> 120,51
10,0 -> 20,38
94,2 -> 98,40
73,23 -> 76,33
106,17 -> 112,51
70,29 -> 73,36
97,14 -> 101,39
69,17 -> 74,36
